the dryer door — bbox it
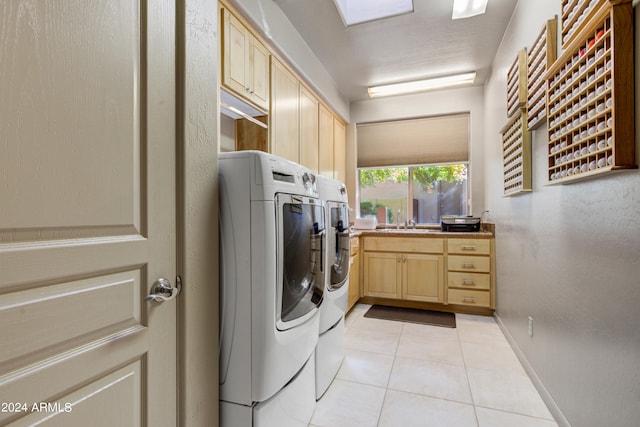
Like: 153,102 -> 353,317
329,201 -> 350,290
276,194 -> 325,331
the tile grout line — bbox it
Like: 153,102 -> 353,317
457,314 -> 482,427
373,320 -> 404,427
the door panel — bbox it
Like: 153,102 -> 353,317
0,0 -> 176,425
270,57 -> 299,162
318,104 -> 334,178
1,0 -> 142,237
299,86 -> 319,172
363,252 -> 401,299
11,361 -> 143,427
404,254 -> 444,303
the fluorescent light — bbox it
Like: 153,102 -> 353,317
333,0 -> 414,27
452,0 -> 488,19
368,72 -> 477,98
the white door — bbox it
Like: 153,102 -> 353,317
0,0 -> 177,425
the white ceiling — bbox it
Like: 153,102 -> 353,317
273,0 -> 519,102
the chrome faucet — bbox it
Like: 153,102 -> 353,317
409,219 -> 416,229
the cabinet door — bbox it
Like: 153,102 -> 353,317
318,103 -> 334,178
248,37 -> 269,110
333,118 -> 346,182
347,252 -> 360,310
299,86 -> 319,171
270,57 -> 299,162
222,9 -> 249,99
403,254 -> 444,303
363,252 -> 401,299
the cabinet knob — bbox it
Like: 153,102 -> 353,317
462,297 -> 476,303
462,280 -> 476,286
461,263 -> 476,269
461,245 -> 477,251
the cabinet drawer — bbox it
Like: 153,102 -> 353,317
448,239 -> 491,255
448,289 -> 490,307
447,255 -> 490,273
447,272 -> 490,290
364,237 -> 444,254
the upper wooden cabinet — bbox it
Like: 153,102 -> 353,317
333,118 -> 346,182
221,8 -> 270,111
270,57 -> 299,162
220,2 -> 347,179
318,104 -> 334,177
319,105 -> 346,181
299,86 -> 319,171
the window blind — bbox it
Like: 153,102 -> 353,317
356,113 -> 469,167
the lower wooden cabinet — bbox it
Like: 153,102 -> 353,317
363,237 -> 445,303
447,288 -> 491,307
363,252 -> 402,299
347,236 -> 360,311
404,253 -> 444,303
361,234 -> 495,313
447,237 -> 494,309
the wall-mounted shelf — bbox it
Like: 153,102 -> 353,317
561,0 -> 606,48
546,0 -> 635,184
507,49 -> 528,118
527,18 -> 557,130
501,110 -> 532,196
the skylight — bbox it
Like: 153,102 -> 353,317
452,0 -> 488,20
332,0 -> 414,27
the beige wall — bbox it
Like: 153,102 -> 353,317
484,1 -> 640,426
178,0 -> 220,425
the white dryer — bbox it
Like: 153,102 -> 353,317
219,151 -> 325,427
315,176 -> 350,399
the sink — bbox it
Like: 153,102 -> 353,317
378,228 -> 436,233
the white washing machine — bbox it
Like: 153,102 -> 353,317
219,151 -> 325,427
315,176 -> 350,399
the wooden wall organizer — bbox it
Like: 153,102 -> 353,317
527,18 -> 557,130
561,0 -> 606,47
507,49 -> 528,118
501,110 -> 532,196
546,1 -> 635,184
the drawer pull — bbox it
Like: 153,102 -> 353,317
461,263 -> 476,269
462,297 -> 477,303
461,245 -> 477,251
461,280 -> 476,286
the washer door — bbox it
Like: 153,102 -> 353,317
276,194 -> 325,330
329,202 -> 350,290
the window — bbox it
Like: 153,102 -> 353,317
359,163 -> 468,225
356,113 -> 470,224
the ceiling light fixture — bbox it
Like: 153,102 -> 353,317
368,72 -> 477,98
332,0 -> 414,27
452,0 -> 488,20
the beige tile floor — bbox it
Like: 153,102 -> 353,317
309,304 -> 558,427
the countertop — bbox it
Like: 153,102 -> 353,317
350,224 -> 494,239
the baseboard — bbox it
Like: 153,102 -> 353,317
494,313 -> 572,427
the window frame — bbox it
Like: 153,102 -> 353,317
357,162 -> 470,225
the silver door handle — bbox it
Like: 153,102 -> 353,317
146,276 -> 182,303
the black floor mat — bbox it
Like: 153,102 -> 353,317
364,305 -> 456,328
